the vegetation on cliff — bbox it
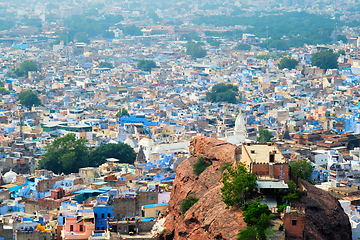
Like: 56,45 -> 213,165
193,156 -> 211,175
289,159 -> 314,183
180,196 -> 199,215
220,162 -> 257,208
238,200 -> 275,240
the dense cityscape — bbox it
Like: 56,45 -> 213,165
0,0 -> 359,239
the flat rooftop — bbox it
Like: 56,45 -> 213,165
244,144 -> 286,164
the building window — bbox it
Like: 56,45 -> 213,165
95,213 -> 97,218
292,219 -> 297,226
80,225 -> 83,231
70,225 -> 73,231
108,213 -> 110,218
102,213 -> 105,218
269,154 -> 275,163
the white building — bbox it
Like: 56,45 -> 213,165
220,113 -> 247,145
339,200 -> 360,240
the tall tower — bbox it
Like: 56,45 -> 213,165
234,112 -> 246,142
64,94 -> 69,108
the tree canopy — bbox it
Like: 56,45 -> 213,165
193,156 -> 211,176
206,83 -> 238,104
194,11 -> 338,47
278,57 -> 299,70
186,41 -> 207,58
116,108 -> 130,117
102,30 -> 115,38
179,32 -> 201,41
289,159 -> 314,182
257,129 -> 274,143
122,25 -> 143,36
38,135 -> 137,174
89,142 -> 137,166
14,60 -> 38,78
206,37 -> 221,48
37,134 -> 90,175
50,14 -> 124,46
18,90 -> 42,109
311,50 -> 338,71
180,196 -> 199,215
235,43 -> 251,51
239,200 -> 274,240
137,60 -> 157,72
74,32 -> 89,43
221,162 -> 257,208
98,62 -> 114,69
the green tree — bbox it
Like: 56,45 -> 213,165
37,134 -> 90,174
336,34 -> 347,42
98,62 -> 114,69
15,61 -> 38,78
14,68 -> 25,78
180,196 -> 199,215
18,90 -> 42,109
0,88 -> 10,95
89,142 -> 136,166
289,159 -> 313,182
102,30 -> 115,38
278,57 -> 299,70
311,49 -> 338,71
221,163 -> 257,208
193,156 -> 211,176
148,11 -> 162,24
235,43 -> 251,51
50,32 -> 73,47
179,32 -> 201,41
73,32 -> 89,43
257,129 -> 274,143
206,83 -> 238,104
338,49 -> 345,55
256,55 -> 272,61
241,201 -> 272,226
239,200 -> 275,240
116,108 -> 130,117
268,40 -> 289,50
137,60 -> 157,72
186,41 -> 207,58
206,37 -> 221,48
123,25 -> 143,36
237,226 -> 258,240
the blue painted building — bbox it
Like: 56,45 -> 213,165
120,116 -> 158,127
93,204 -> 114,230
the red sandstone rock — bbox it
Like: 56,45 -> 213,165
293,181 -> 352,240
160,137 -> 245,240
160,136 -> 352,240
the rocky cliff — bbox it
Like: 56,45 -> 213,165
160,136 -> 352,240
160,136 -> 245,240
293,181 -> 352,240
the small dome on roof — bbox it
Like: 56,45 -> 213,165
4,169 -> 17,183
138,138 -> 154,147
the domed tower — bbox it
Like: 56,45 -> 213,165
233,112 -> 247,142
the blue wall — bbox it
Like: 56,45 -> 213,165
93,206 -> 114,230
